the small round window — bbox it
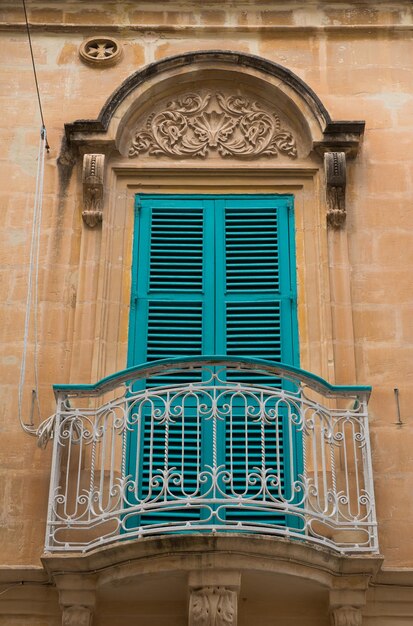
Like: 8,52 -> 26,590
79,37 -> 123,66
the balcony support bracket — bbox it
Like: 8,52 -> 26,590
330,606 -> 363,626
329,584 -> 367,626
188,570 -> 241,626
55,574 -> 97,626
62,605 -> 93,626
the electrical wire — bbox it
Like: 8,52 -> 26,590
18,0 -> 57,440
17,127 -> 48,437
0,581 -> 53,598
21,0 -> 50,150
33,126 -> 45,422
17,126 -> 57,447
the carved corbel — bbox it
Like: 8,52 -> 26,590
331,605 -> 363,626
189,586 -> 237,626
82,154 -> 105,228
62,605 -> 93,626
325,151 -> 346,229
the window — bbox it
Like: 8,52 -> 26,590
128,194 -> 298,366
126,194 -> 300,529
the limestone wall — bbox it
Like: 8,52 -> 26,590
0,0 -> 412,583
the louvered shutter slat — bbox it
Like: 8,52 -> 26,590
149,207 -> 204,292
225,206 -> 280,292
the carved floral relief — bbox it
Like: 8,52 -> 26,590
129,92 -> 297,159
189,586 -> 237,626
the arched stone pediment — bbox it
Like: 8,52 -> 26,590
124,85 -> 304,162
65,51 -> 364,160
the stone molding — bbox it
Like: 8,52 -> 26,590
2,22 -> 412,35
189,586 -> 237,626
64,51 -> 365,158
42,535 -> 383,590
82,154 -> 105,227
128,92 -> 297,160
331,606 -> 362,626
325,151 -> 346,229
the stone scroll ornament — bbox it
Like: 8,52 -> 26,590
325,151 -> 347,229
82,154 -> 105,228
129,93 -> 297,159
189,586 -> 237,626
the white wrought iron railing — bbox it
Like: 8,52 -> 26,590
44,357 -> 378,554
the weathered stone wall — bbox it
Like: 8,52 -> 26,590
0,1 -> 412,622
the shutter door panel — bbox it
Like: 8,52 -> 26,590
129,197 -> 214,527
220,199 -> 290,526
145,301 -> 204,387
226,301 -> 282,359
220,198 -> 288,381
225,207 -> 280,292
149,207 -> 204,292
132,198 -> 214,381
225,301 -> 283,386
146,301 -> 203,359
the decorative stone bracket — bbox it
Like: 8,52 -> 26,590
329,582 -> 366,626
82,154 -> 105,228
331,606 -> 363,626
189,586 -> 238,626
325,151 -> 347,229
62,605 -> 93,626
188,571 -> 240,626
56,573 -> 96,626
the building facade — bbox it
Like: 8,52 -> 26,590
0,1 -> 412,624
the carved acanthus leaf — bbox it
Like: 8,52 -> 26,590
189,586 -> 237,626
129,92 -> 297,160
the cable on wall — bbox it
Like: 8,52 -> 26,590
18,0 -> 56,442
21,0 -> 50,151
18,127 -> 47,436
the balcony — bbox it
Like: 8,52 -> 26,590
45,357 -> 378,554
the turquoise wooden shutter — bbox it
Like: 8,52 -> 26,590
214,195 -> 297,365
127,194 -> 299,531
128,196 -> 224,528
129,195 -> 297,369
214,196 -> 298,527
129,196 -> 215,370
